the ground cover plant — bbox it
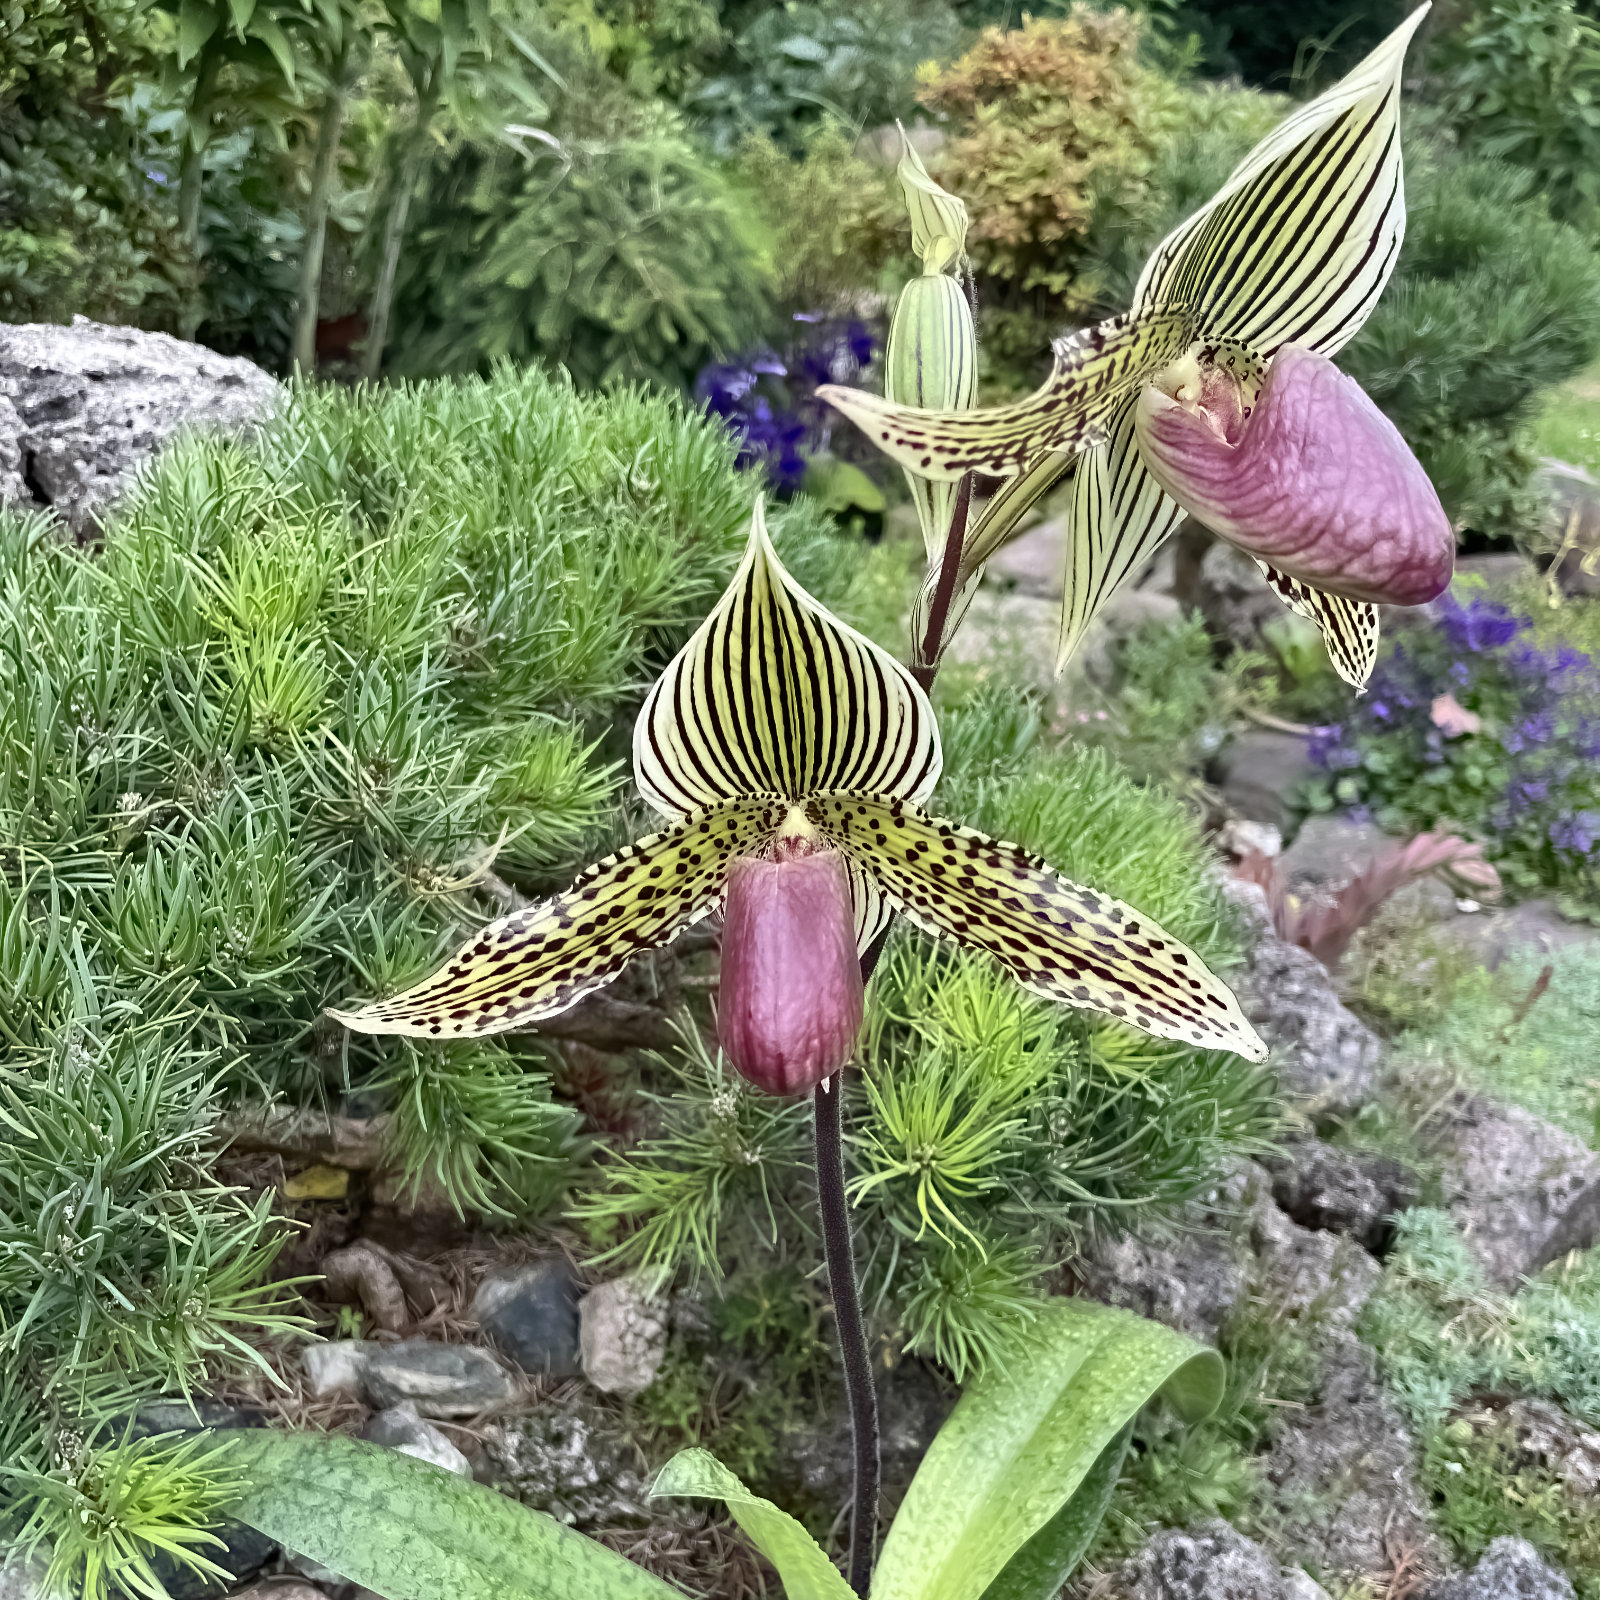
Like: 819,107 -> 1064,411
1302,585 -> 1600,911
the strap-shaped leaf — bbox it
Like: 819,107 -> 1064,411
1056,396 -> 1186,673
808,794 -> 1266,1061
332,801 -> 783,1037
870,1300 -> 1223,1600
222,1431 -> 682,1600
961,451 -> 1075,575
816,309 -> 1193,485
634,500 -> 940,820
1132,4 -> 1426,359
1255,561 -> 1380,689
978,1424 -> 1131,1600
651,1450 -> 855,1600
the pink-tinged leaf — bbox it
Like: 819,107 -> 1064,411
717,846 -> 865,1096
1135,344 -> 1454,607
1234,830 -> 1492,970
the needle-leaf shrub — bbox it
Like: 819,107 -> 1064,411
0,364 -> 840,1589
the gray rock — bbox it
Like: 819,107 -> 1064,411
1214,731 -> 1315,836
943,587 -> 1061,689
1433,1091 -> 1600,1287
0,1561 -> 48,1600
1425,1536 -> 1575,1600
578,1276 -> 667,1398
474,1259 -> 582,1379
1080,1223 -> 1244,1345
487,1407 -> 653,1528
1262,1139 -> 1420,1253
1109,1519 -> 1302,1599
1248,1186 -> 1380,1326
1262,1331 -> 1447,1583
0,317 -> 277,530
1081,1162 -> 1377,1343
301,1339 -> 370,1400
361,1400 -> 472,1476
1440,896 -> 1600,972
1224,880 -> 1383,1121
363,1339 -> 518,1417
987,515 -> 1066,596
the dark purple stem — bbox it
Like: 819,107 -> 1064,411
815,477 -> 973,1591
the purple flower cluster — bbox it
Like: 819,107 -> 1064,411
697,316 -> 877,493
1306,591 -> 1600,894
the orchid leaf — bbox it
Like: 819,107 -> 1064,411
817,309 -> 1194,485
633,500 -> 941,821
1255,562 -> 1380,689
650,1450 -> 854,1600
1056,397 -> 1185,673
221,1431 -> 683,1600
331,799 -> 782,1038
1133,5 -> 1428,359
977,1423 -> 1131,1600
810,794 -> 1267,1061
870,1300 -> 1224,1600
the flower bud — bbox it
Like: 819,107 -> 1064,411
897,125 -> 968,270
886,266 -> 977,562
717,845 -> 864,1097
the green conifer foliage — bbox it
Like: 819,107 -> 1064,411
0,366 -> 839,1586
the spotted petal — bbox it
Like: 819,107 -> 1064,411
816,308 -> 1194,485
808,794 -> 1266,1061
634,499 -> 941,820
332,800 -> 784,1038
1057,396 -> 1187,672
1255,563 -> 1380,690
1133,5 -> 1427,357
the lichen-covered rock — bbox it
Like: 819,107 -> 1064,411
1499,1398 -> 1600,1500
1424,1537 -> 1575,1600
1262,1138 -> 1420,1253
1262,1331 -> 1447,1584
1224,880 -> 1382,1120
0,317 -> 277,530
1106,1519 -> 1329,1599
362,1339 -> 518,1418
1432,1091 -> 1600,1288
486,1407 -> 653,1528
579,1275 -> 668,1397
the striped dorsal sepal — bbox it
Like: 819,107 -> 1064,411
807,793 -> 1268,1062
816,307 -> 1194,484
1132,7 -> 1425,358
331,799 -> 785,1039
1056,395 -> 1186,672
1255,562 -> 1381,690
634,499 -> 941,820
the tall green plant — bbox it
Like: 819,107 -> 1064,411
361,0 -> 560,378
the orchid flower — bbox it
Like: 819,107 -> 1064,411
818,5 -> 1452,689
333,502 -> 1266,1089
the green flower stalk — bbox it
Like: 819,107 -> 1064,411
820,5 -> 1452,689
333,500 -> 1266,1081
